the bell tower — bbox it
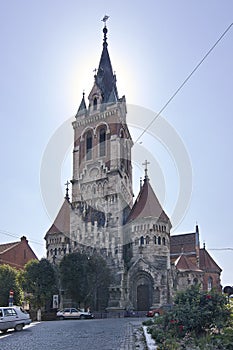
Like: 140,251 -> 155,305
70,21 -> 133,307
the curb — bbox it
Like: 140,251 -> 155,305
142,326 -> 157,350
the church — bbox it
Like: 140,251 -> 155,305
44,21 -> 222,311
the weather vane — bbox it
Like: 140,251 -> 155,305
102,15 -> 109,26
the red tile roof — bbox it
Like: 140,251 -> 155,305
199,248 -> 222,273
0,242 -> 19,254
45,198 -> 70,236
175,254 -> 202,272
126,177 -> 169,223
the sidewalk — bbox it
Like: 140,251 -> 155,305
120,320 -> 157,350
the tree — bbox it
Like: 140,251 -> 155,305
59,252 -> 112,310
86,254 -> 112,310
21,259 -> 57,310
0,264 -> 22,306
223,285 -> 233,300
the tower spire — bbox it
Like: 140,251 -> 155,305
93,16 -> 118,105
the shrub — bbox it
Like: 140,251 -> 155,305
146,285 -> 232,348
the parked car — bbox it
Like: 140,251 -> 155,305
146,304 -> 173,317
0,306 -> 31,333
56,307 -> 94,320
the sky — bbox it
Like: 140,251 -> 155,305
0,1 -> 232,287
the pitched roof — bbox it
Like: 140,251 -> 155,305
45,198 -> 70,236
175,254 -> 202,272
0,236 -> 38,269
199,248 -> 222,273
0,242 -> 19,254
94,27 -> 118,104
126,177 -> 170,223
76,92 -> 87,116
170,232 -> 197,257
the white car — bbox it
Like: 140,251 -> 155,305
56,307 -> 93,320
0,306 -> 31,333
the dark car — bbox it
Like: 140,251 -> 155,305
146,304 -> 173,317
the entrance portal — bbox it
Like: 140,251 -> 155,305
137,284 -> 150,311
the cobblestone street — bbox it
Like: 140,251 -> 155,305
0,318 -> 148,350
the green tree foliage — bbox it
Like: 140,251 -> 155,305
21,258 -> 57,309
0,264 -> 22,306
59,252 -> 112,310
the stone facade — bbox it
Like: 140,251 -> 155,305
44,24 -> 222,311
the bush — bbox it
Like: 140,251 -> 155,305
146,285 -> 233,348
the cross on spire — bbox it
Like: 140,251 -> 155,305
142,160 -> 150,179
65,180 -> 70,201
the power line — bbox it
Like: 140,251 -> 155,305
209,248 -> 233,251
135,22 -> 233,143
0,229 -> 44,246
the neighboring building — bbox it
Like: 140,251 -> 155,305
170,226 -> 222,293
44,23 -> 222,310
0,236 -> 38,269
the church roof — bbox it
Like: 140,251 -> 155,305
170,232 -> 197,257
76,92 -> 87,116
94,26 -> 118,104
175,254 -> 202,272
199,247 -> 222,273
126,176 -> 170,223
45,198 -> 70,236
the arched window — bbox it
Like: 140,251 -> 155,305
146,236 -> 150,244
99,128 -> 106,156
86,131 -> 92,160
193,277 -> 198,285
140,236 -> 144,245
207,276 -> 213,291
155,287 -> 160,303
158,236 -> 161,245
154,236 -> 157,244
162,237 -> 166,245
93,97 -> 98,110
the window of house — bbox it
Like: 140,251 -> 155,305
99,128 -> 106,156
162,237 -> 166,245
158,236 -> 161,245
207,276 -> 213,291
86,131 -> 92,160
140,236 -> 144,245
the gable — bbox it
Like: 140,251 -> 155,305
0,236 -> 38,269
199,248 -> 222,273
